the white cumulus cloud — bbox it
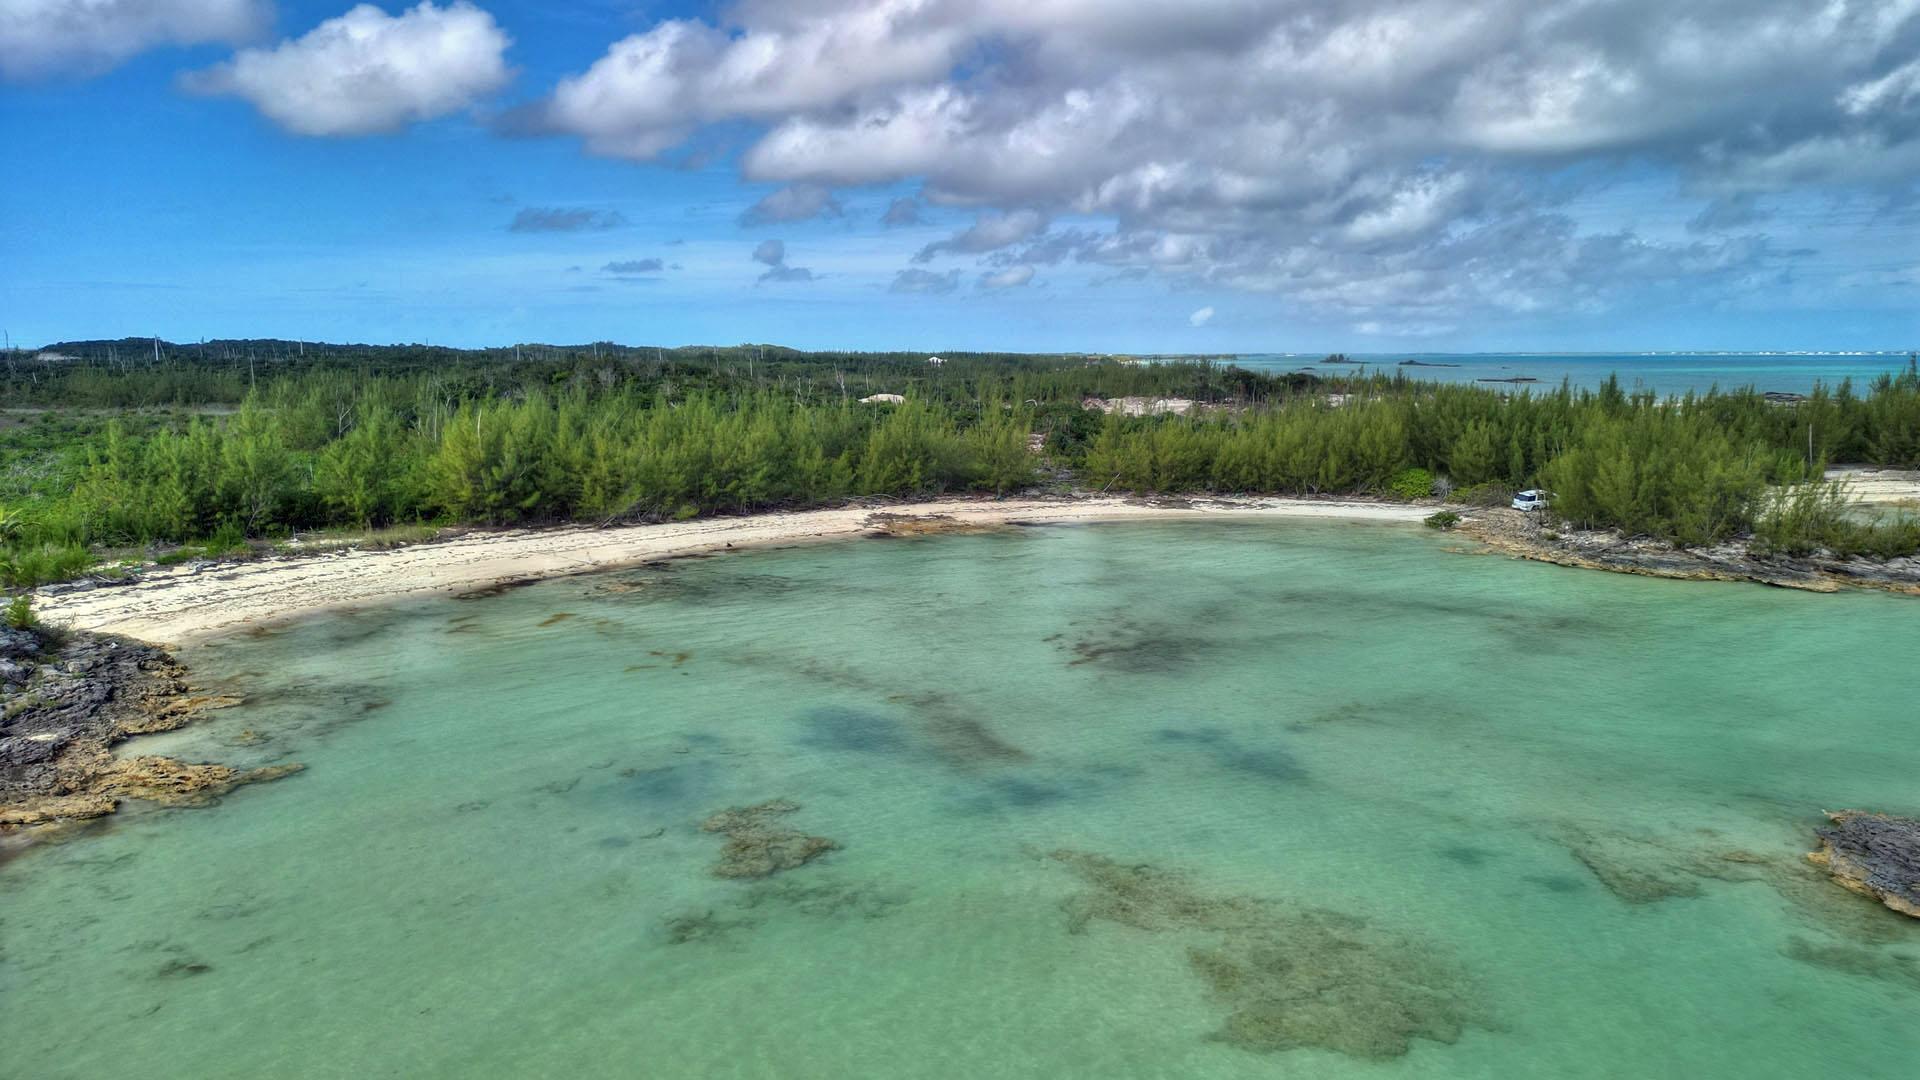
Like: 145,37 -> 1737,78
543,3 -> 969,160
1189,306 -> 1215,327
1,0 -> 265,80
184,2 -> 511,136
528,0 -> 1920,324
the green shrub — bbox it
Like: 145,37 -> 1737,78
1751,482 -> 1920,560
1825,517 -> 1920,559
4,593 -> 35,630
1447,482 -> 1515,508
1388,467 -> 1435,501
0,542 -> 95,588
1423,510 -> 1461,530
1751,483 -> 1850,557
206,520 -> 248,557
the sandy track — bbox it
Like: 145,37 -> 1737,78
35,496 -> 1426,646
1827,466 -> 1920,508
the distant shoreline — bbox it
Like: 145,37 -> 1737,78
34,496 -> 1429,646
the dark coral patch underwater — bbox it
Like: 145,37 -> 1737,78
1048,850 -> 1490,1059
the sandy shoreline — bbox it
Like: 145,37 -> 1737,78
34,496 -> 1428,646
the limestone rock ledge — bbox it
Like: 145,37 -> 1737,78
0,627 -> 300,844
1458,508 -> 1920,596
1810,811 -> 1920,919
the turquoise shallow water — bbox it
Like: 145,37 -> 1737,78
1233,352 -> 1915,394
3,521 -> 1918,1078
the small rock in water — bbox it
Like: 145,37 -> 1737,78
1809,811 -> 1920,918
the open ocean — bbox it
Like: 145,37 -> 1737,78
1229,353 -> 1918,395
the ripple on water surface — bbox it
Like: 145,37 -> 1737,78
2,521 -> 1917,1079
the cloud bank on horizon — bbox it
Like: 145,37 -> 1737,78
4,0 -> 1917,349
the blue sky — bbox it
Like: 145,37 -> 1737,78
2,0 -> 1917,352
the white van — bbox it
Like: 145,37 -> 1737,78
1512,489 -> 1551,511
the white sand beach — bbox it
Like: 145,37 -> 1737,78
34,496 -> 1427,646
1827,466 -> 1920,508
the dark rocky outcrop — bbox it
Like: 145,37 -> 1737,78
0,627 -> 298,843
1810,811 -> 1920,918
1458,508 -> 1920,596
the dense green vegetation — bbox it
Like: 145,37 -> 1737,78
1079,368 -> 1920,547
73,391 -> 1037,535
2,341 -> 1916,590
4,339 -> 1308,411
